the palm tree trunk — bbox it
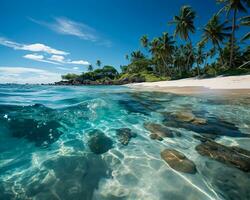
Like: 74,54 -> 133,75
186,36 -> 193,72
229,8 -> 237,68
160,54 -> 169,76
197,64 -> 200,76
216,41 -> 225,66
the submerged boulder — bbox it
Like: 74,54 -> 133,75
116,128 -> 137,145
149,133 -> 163,141
1,104 -> 63,147
88,130 -> 113,154
144,123 -> 174,138
9,118 -> 62,146
161,149 -> 197,174
195,139 -> 250,172
170,111 -> 196,122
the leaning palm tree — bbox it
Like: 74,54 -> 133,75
169,5 -> 196,70
140,35 -> 149,48
217,0 -> 250,68
202,15 -> 231,65
96,60 -> 101,67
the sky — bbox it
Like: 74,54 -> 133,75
0,0 -> 249,83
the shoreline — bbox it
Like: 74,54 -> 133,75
126,75 -> 250,95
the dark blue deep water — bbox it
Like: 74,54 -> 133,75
0,84 -> 250,200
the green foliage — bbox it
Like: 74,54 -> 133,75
96,60 -> 101,67
61,73 -> 79,80
119,71 -> 168,82
170,5 -> 196,40
140,72 -> 169,82
80,65 -> 118,81
88,65 -> 93,72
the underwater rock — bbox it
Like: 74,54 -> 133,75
116,128 -> 137,145
88,130 -> 113,154
8,118 -> 62,146
195,139 -> 250,172
192,117 -> 207,125
161,149 -> 197,174
144,123 -> 174,138
149,133 -> 163,141
170,111 -> 196,122
0,104 -> 62,146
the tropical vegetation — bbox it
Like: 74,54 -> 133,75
60,1 -> 250,85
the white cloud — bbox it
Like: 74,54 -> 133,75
30,17 -> 97,41
23,54 -> 61,65
0,37 -> 90,66
0,67 -> 61,84
56,66 -> 80,71
23,54 -> 44,60
0,37 -> 68,55
21,43 -> 68,55
49,55 -> 65,62
23,53 -> 90,66
30,17 -> 112,47
48,55 -> 90,65
68,60 -> 90,65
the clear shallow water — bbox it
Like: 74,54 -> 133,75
0,84 -> 250,200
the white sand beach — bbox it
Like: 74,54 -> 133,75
127,75 -> 250,95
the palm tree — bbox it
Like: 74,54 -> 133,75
140,35 -> 149,48
149,38 -> 162,74
170,5 -> 196,69
149,38 -> 160,56
202,15 -> 231,65
88,64 -> 93,72
196,41 -> 206,76
158,32 -> 175,75
96,60 -> 101,67
125,54 -> 129,61
170,5 -> 196,41
130,51 -> 145,62
217,0 -> 250,68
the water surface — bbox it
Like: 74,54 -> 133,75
0,85 -> 250,200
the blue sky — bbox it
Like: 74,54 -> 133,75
0,0 -> 249,83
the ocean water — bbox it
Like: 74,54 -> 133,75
0,84 -> 250,200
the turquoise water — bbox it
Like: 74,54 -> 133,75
0,85 -> 250,200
